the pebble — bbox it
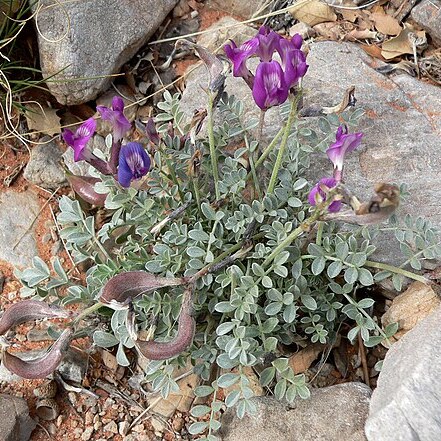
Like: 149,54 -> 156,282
103,420 -> 118,434
85,411 -> 93,425
42,233 -> 52,244
172,417 -> 185,432
56,415 -> 64,427
119,421 -> 130,436
81,426 -> 94,441
0,271 -> 4,293
151,417 -> 165,433
68,392 -> 77,405
132,423 -> 145,433
94,421 -> 102,431
73,428 -> 83,439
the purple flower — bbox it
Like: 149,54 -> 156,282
118,142 -> 151,188
62,117 -> 96,162
256,26 -> 281,62
97,96 -> 131,142
278,37 -> 308,89
308,177 -> 342,213
224,38 -> 258,88
146,118 -> 160,146
252,60 -> 289,110
326,126 -> 363,181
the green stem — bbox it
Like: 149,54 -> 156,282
316,222 -> 324,246
191,178 -> 202,215
160,146 -> 185,202
266,98 -> 298,194
365,260 -> 429,284
253,126 -> 284,171
207,93 -> 220,200
245,135 -> 261,200
73,302 -> 104,325
263,207 -> 324,268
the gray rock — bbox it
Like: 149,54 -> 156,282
24,138 -> 66,189
365,306 -> 441,441
0,191 -> 40,268
33,0 -> 178,105
219,382 -> 371,441
0,393 -> 36,441
180,37 -> 441,264
410,0 -> 441,46
197,16 -> 257,53
208,0 -> 269,19
58,348 -> 88,384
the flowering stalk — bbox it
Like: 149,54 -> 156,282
207,92 -> 220,200
266,96 -> 299,194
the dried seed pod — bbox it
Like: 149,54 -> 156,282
66,174 -> 106,206
36,398 -> 60,420
100,271 -> 184,308
129,287 -> 195,360
0,300 -> 74,335
34,380 -> 57,398
2,329 -> 73,379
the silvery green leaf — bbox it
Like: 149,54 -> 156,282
189,422 -> 208,435
311,257 -> 326,275
327,260 -> 343,278
190,405 -> 211,417
225,390 -> 241,407
217,373 -> 239,388
358,268 -> 374,286
344,267 -> 358,284
194,385 -> 214,397
116,343 -> 130,366
216,322 -> 236,335
93,331 -> 119,348
301,295 -> 317,310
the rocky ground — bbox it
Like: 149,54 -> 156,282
1,0 -> 441,440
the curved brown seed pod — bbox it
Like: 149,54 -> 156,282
2,328 -> 73,379
0,300 -> 75,335
100,271 -> 185,307
131,287 -> 196,360
66,174 -> 107,206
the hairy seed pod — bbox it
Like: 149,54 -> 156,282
131,287 -> 196,360
66,174 -> 107,206
2,329 -> 72,379
0,300 -> 74,335
34,380 -> 57,398
36,398 -> 60,420
100,271 -> 184,307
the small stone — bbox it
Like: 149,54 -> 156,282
94,421 -> 102,431
48,422 -> 57,436
133,423 -> 145,433
81,426 -> 94,441
56,415 -> 64,427
289,21 -> 317,39
7,291 -> 16,301
68,392 -> 77,405
0,271 -> 4,294
151,418 -> 165,433
172,417 -> 185,432
382,281 -> 440,340
410,0 -> 441,45
15,333 -> 26,342
74,428 -> 83,439
23,138 -> 66,189
119,421 -> 130,436
58,348 -> 88,384
208,0 -> 268,19
0,393 -> 36,441
103,420 -> 118,434
85,411 -> 93,425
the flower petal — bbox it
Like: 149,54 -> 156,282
111,96 -> 125,112
308,177 -> 341,212
252,60 -> 288,110
256,26 -> 281,62
326,127 -> 363,172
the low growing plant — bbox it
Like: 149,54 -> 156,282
2,27 -> 440,439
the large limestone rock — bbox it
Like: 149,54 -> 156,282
33,0 -> 178,104
365,306 -> 441,440
219,382 -> 371,441
180,37 -> 441,264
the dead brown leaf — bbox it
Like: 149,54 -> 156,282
360,44 -> 386,61
289,343 -> 325,374
25,103 -> 61,136
381,24 -> 425,60
289,0 -> 337,27
345,29 -> 378,41
371,10 -> 402,36
314,22 -> 346,40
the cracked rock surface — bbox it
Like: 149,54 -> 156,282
33,0 -> 178,104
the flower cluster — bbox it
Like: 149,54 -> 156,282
225,26 -> 308,110
309,126 -> 363,212
62,96 -> 151,189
